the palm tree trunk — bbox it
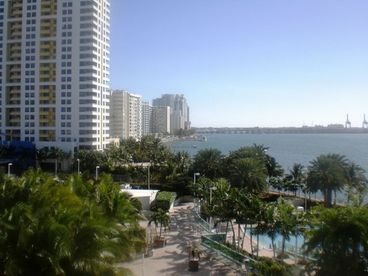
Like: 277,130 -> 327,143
282,236 -> 285,254
271,237 -> 276,258
325,189 -> 333,207
241,224 -> 246,249
250,224 -> 254,254
230,220 -> 236,246
225,221 -> 229,239
237,222 -> 241,250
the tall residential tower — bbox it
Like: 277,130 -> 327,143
152,94 -> 190,133
110,90 -> 142,140
0,0 -> 110,152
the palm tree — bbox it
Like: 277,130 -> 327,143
226,157 -> 268,193
149,208 -> 171,238
305,206 -> 368,275
191,148 -> 224,179
0,169 -> 146,275
307,154 -> 349,207
256,202 -> 279,258
275,200 -> 298,256
285,163 -> 305,196
345,162 -> 368,206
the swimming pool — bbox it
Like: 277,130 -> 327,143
244,227 -> 305,254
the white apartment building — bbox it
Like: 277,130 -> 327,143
0,0 -> 110,152
141,100 -> 152,137
110,90 -> 142,140
151,106 -> 170,134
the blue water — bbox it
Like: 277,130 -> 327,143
170,133 -> 368,172
245,228 -> 305,254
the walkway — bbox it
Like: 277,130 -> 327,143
120,203 -> 241,276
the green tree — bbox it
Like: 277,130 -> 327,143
345,162 -> 368,206
284,163 -> 305,196
148,208 -> 171,237
191,148 -> 224,179
275,200 -> 298,255
305,206 -> 368,276
307,154 -> 349,207
0,169 -> 145,275
226,156 -> 267,193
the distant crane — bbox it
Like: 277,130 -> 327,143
345,114 -> 352,128
363,114 -> 368,129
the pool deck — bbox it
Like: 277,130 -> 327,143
119,203 -> 241,276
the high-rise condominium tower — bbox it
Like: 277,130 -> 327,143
152,94 -> 190,133
0,0 -> 110,152
110,90 -> 142,140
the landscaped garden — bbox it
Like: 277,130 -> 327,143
1,137 -> 368,275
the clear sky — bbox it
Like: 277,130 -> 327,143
109,0 -> 368,127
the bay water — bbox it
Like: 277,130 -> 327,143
170,133 -> 368,172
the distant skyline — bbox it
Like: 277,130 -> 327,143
110,0 -> 368,127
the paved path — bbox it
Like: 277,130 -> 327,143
120,203 -> 241,276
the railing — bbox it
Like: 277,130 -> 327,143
191,208 -> 255,269
201,234 -> 256,269
194,213 -> 211,232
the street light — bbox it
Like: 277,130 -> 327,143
7,163 -> 12,177
147,162 -> 151,190
295,206 -> 304,258
76,158 -> 80,174
193,172 -> 200,190
209,186 -> 217,231
54,159 -> 58,177
193,173 -> 200,212
95,165 -> 100,180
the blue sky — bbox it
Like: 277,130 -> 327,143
109,0 -> 368,127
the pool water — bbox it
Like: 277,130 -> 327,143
244,227 -> 305,253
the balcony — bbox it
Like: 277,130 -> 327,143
39,63 -> 56,82
7,65 -> 21,83
6,108 -> 21,127
7,42 -> 22,61
8,0 -> 23,19
6,87 -> 21,105
7,22 -> 22,40
41,0 -> 57,16
40,19 -> 57,38
40,41 -> 56,60
39,130 -> 56,142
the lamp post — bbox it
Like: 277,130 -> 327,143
147,162 -> 151,190
95,165 -> 100,180
77,158 -> 80,175
7,163 -> 12,177
193,172 -> 200,186
54,159 -> 58,177
209,186 -> 217,231
193,173 -> 200,211
295,206 -> 304,258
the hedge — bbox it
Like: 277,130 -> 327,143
150,191 -> 177,212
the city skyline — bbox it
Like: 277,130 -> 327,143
109,0 -> 368,127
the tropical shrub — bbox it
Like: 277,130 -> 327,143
0,169 -> 145,275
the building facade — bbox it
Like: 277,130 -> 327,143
0,0 -> 110,152
152,94 -> 190,133
141,100 -> 152,137
151,106 -> 170,134
110,90 -> 142,140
